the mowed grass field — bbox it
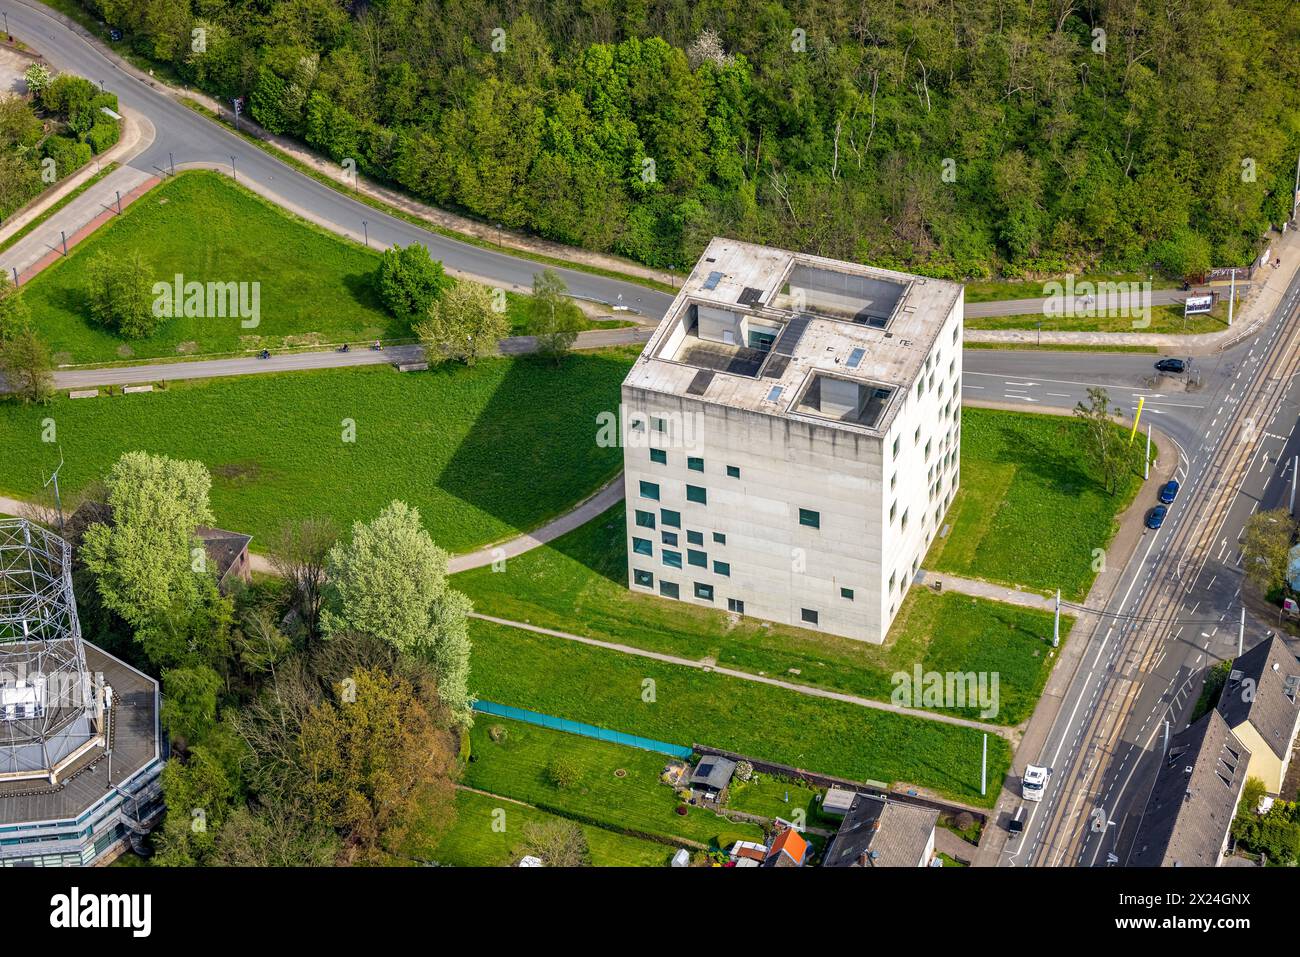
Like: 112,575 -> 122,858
454,502 -> 1066,725
404,789 -> 672,867
925,407 -> 1144,599
18,170 -> 620,363
464,717 -> 763,849
0,353 -> 633,552
469,618 -> 1012,805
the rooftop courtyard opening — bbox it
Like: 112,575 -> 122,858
775,265 -> 909,327
794,374 -> 895,429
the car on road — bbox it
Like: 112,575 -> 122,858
1145,504 -> 1168,529
1159,479 -> 1180,504
1154,358 -> 1186,374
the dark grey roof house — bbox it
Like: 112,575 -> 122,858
195,526 -> 254,591
1130,710 -> 1250,867
1216,635 -> 1300,795
689,756 -> 736,799
822,793 -> 938,867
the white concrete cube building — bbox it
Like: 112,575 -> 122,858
620,238 -> 963,643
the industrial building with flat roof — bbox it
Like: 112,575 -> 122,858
620,238 -> 964,642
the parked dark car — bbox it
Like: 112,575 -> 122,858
1159,479 -> 1180,504
1145,505 -> 1168,529
1155,358 -> 1186,374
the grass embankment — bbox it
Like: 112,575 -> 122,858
17,171 -> 622,364
0,353 -> 634,551
967,302 -> 1227,335
962,272 -> 1181,303
924,407 -> 1145,600
455,503 -> 1064,725
469,618 -> 1012,806
463,717 -> 764,849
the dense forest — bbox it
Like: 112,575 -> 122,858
80,0 -> 1300,278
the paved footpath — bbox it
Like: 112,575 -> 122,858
915,569 -> 1056,613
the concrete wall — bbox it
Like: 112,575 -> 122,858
620,293 -> 961,644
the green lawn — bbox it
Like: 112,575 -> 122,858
962,271 -> 1181,303
726,773 -> 833,827
925,407 -> 1144,600
17,170 -> 622,363
454,501 -> 1066,725
469,618 -> 1012,805
465,717 -> 763,849
406,789 -> 671,867
967,302 -> 1227,335
0,353 -> 633,551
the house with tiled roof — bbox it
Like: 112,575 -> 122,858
1216,636 -> 1300,795
763,826 -> 809,867
822,793 -> 938,867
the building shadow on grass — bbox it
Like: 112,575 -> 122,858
435,351 -> 629,551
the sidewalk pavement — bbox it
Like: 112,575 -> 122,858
0,105 -> 153,266
915,569 -> 1056,613
965,226 -> 1300,353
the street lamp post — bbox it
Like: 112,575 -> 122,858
230,155 -> 236,183
362,221 -> 369,247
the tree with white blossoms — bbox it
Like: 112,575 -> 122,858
321,501 -> 473,724
23,64 -> 52,99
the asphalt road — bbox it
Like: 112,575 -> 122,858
996,253 -> 1300,868
2,0 -> 675,321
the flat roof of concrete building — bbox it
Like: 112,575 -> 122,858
623,238 -> 963,437
0,644 -> 159,827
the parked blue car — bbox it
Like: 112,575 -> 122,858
1159,480 -> 1180,504
1146,505 -> 1168,529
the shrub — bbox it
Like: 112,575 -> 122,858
545,755 -> 581,790
733,760 -> 754,783
83,120 -> 120,155
42,135 -> 91,177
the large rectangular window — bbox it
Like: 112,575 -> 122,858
635,509 -> 656,529
726,465 -> 741,478
712,532 -> 726,544
728,598 -> 745,614
659,580 -> 679,599
639,481 -> 660,501
688,457 -> 704,472
840,587 -> 854,600
661,531 -> 678,547
687,549 -> 708,568
632,537 -> 653,557
686,485 -> 707,505
661,509 -> 681,529
801,608 -> 819,626
693,582 -> 714,601
633,569 -> 653,588
687,530 -> 704,546
799,508 -> 820,529
662,550 -> 682,569
713,561 -> 730,577
650,448 -> 667,465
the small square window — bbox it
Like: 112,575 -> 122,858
661,509 -> 681,529
630,416 -> 646,432
633,569 -> 653,588
688,457 -> 704,472
687,549 -> 707,568
728,598 -> 745,614
801,608 -> 819,626
686,485 -> 707,505
799,508 -> 820,529
663,550 -> 682,569
712,532 -> 726,544
661,531 -> 678,547
650,448 -> 667,465
635,509 -> 656,529
726,465 -> 741,478
687,530 -> 704,546
840,587 -> 854,600
632,537 -> 653,557
639,481 -> 660,501
660,580 -> 679,599
713,561 -> 730,577
694,582 -> 714,601
652,416 -> 667,433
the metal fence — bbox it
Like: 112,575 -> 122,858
472,699 -> 692,759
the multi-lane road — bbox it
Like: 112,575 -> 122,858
5,0 -> 1297,869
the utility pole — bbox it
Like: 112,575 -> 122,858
362,221 -> 369,247
115,190 -> 122,215
11,266 -> 17,288
60,230 -> 67,256
1228,270 -> 1235,326
1239,606 -> 1245,658
169,152 -> 175,177
980,734 -> 987,797
230,155 -> 236,183
1053,589 -> 1061,647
